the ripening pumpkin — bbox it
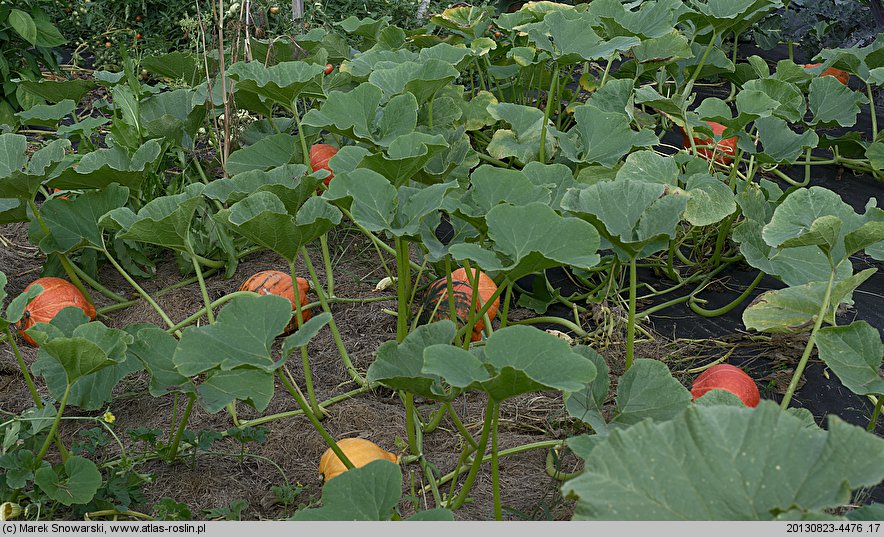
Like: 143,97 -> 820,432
17,277 -> 97,346
450,268 -> 500,323
803,63 -> 850,86
422,278 -> 490,342
690,363 -> 760,407
681,121 -> 738,165
238,270 -> 311,332
319,438 -> 399,482
309,144 -> 338,186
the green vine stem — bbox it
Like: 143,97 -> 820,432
545,445 -> 582,481
498,281 -> 513,330
187,242 -> 215,325
625,256 -> 638,370
538,66 -> 558,164
5,326 -> 42,407
780,267 -> 836,409
689,271 -> 763,317
319,234 -> 335,297
339,207 -> 423,272
681,29 -> 718,101
166,393 -> 196,462
868,82 -> 878,142
508,316 -> 588,337
868,395 -> 882,432
491,404 -> 502,520
238,385 -> 371,428
34,384 -> 72,466
278,367 -> 354,470
300,247 -> 367,387
448,398 -> 496,510
101,247 -> 178,333
288,260 -> 325,419
445,402 -> 478,450
67,262 -> 129,303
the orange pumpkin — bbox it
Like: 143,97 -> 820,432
422,278 -> 491,342
309,144 -> 338,187
238,270 -> 311,332
450,268 -> 499,323
803,63 -> 850,86
681,121 -> 738,165
319,438 -> 399,482
691,364 -> 760,407
17,277 -> 97,346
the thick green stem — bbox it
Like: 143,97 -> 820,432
167,393 -> 196,462
188,244 -> 215,325
319,234 -> 335,297
491,405 -> 501,520
689,271 -> 763,317
35,384 -> 72,466
6,326 -> 42,407
509,316 -> 587,337
404,392 -> 418,456
625,256 -> 637,370
499,281 -> 513,329
538,67 -> 557,164
288,260 -> 325,419
868,395 -> 883,432
395,238 -> 411,343
868,82 -> 878,142
278,369 -> 354,470
103,249 -> 178,332
449,398 -> 496,510
780,268 -> 836,409
681,30 -> 718,101
68,262 -> 129,303
300,247 -> 366,387
238,385 -> 371,428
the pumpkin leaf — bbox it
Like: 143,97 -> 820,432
126,325 -> 194,397
292,460 -> 428,521
172,294 -> 292,376
197,367 -> 276,414
562,402 -> 884,520
281,312 -> 333,353
0,274 -> 42,329
612,359 -> 692,426
754,116 -> 819,163
807,76 -> 868,128
449,202 -> 600,281
564,346 -> 611,434
227,61 -> 326,109
0,135 -> 69,224
49,139 -> 162,191
218,193 -> 342,264
560,104 -> 658,166
422,325 -> 597,402
486,103 -> 557,164
815,321 -> 884,397
225,133 -> 304,176
368,59 -> 459,104
202,164 -> 316,207
33,183 -> 129,255
34,456 -> 101,506
366,321 -> 459,401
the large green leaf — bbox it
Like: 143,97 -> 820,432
612,359 -> 692,426
225,133 -> 303,176
807,76 -> 868,128
449,202 -> 600,281
561,179 -> 688,260
103,183 -> 205,253
219,193 -> 342,263
562,402 -> 884,520
301,83 -> 383,144
486,103 -> 556,163
227,61 -> 326,108
527,10 -> 640,61
202,164 -> 315,207
754,116 -> 819,163
140,88 -> 206,148
18,79 -> 95,104
564,346 -> 610,434
815,321 -> 884,397
49,139 -> 162,190
15,100 -> 76,129
291,460 -> 450,521
34,456 -> 101,506
0,135 -> 69,224
34,184 -> 129,254
126,325 -> 194,397
173,294 -> 292,376
560,104 -> 658,166
0,272 -> 42,330
423,325 -> 597,402
368,59 -> 459,104
366,321 -> 458,400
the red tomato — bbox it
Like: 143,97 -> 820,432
803,63 -> 850,86
691,364 -> 760,407
681,121 -> 737,165
324,63 -> 334,75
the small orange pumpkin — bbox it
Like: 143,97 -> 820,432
309,144 -> 338,187
319,438 -> 399,482
238,270 -> 311,332
17,277 -> 97,346
681,121 -> 738,165
803,63 -> 850,86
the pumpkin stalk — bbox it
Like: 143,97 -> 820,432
299,247 -> 367,387
102,246 -> 178,334
34,383 -> 72,466
167,393 -> 196,462
288,261 -> 326,419
626,256 -> 637,370
491,404 -> 502,520
5,326 -> 42,408
187,241 -> 215,325
780,266 -> 837,409
538,66 -> 557,164
277,368 -> 354,470
448,398 -> 496,510
395,238 -> 411,342
868,396 -> 882,432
